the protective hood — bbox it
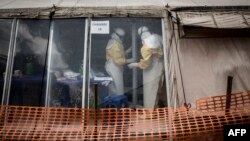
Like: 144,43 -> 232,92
106,33 -> 122,49
143,34 -> 163,49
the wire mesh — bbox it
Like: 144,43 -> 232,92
0,91 -> 249,140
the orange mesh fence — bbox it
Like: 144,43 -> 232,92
0,106 -> 83,141
196,92 -> 250,112
0,92 -> 249,140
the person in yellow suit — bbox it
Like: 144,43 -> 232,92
128,26 -> 164,109
105,28 -> 133,95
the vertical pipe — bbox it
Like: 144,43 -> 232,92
82,18 -> 91,140
87,18 -> 92,108
93,84 -> 98,141
2,19 -> 17,105
45,21 -> 54,108
43,19 -> 54,129
225,76 -> 233,113
82,18 -> 91,108
132,24 -> 138,106
94,84 -> 98,109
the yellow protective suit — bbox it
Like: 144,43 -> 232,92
105,35 -> 126,95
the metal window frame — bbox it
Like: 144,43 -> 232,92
2,19 -> 18,105
45,20 -> 54,108
82,18 -> 91,108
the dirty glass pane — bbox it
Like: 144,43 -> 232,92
9,20 -> 50,106
89,18 -> 166,109
47,19 -> 85,108
0,19 -> 12,104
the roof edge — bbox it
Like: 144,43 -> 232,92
169,6 -> 250,12
0,6 -> 166,19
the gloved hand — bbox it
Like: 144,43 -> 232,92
128,63 -> 138,69
63,71 -> 80,80
101,80 -> 110,87
126,58 -> 135,64
125,47 -> 132,56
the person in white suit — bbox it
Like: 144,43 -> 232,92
105,28 -> 133,95
128,26 -> 164,109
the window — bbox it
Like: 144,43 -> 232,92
46,19 -> 86,108
9,20 -> 50,106
89,18 -> 167,108
2,18 -> 167,109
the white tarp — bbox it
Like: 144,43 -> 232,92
1,0 -> 250,27
175,38 -> 250,107
177,11 -> 250,28
0,0 -> 250,9
0,0 -> 59,9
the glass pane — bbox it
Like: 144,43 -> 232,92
9,20 -> 50,106
90,18 -> 166,109
47,19 -> 85,108
0,19 -> 12,103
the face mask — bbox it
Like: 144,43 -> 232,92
116,33 -> 124,42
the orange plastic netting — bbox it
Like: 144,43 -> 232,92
196,91 -> 250,112
0,91 -> 249,141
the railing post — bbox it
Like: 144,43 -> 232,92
225,76 -> 233,113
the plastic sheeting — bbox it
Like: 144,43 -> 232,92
0,0 -> 167,18
0,0 -> 250,22
177,11 -> 250,28
0,0 -> 60,9
175,37 -> 250,107
0,0 -> 250,9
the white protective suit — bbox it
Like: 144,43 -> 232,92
129,30 -> 164,108
105,33 -> 126,95
141,34 -> 163,108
